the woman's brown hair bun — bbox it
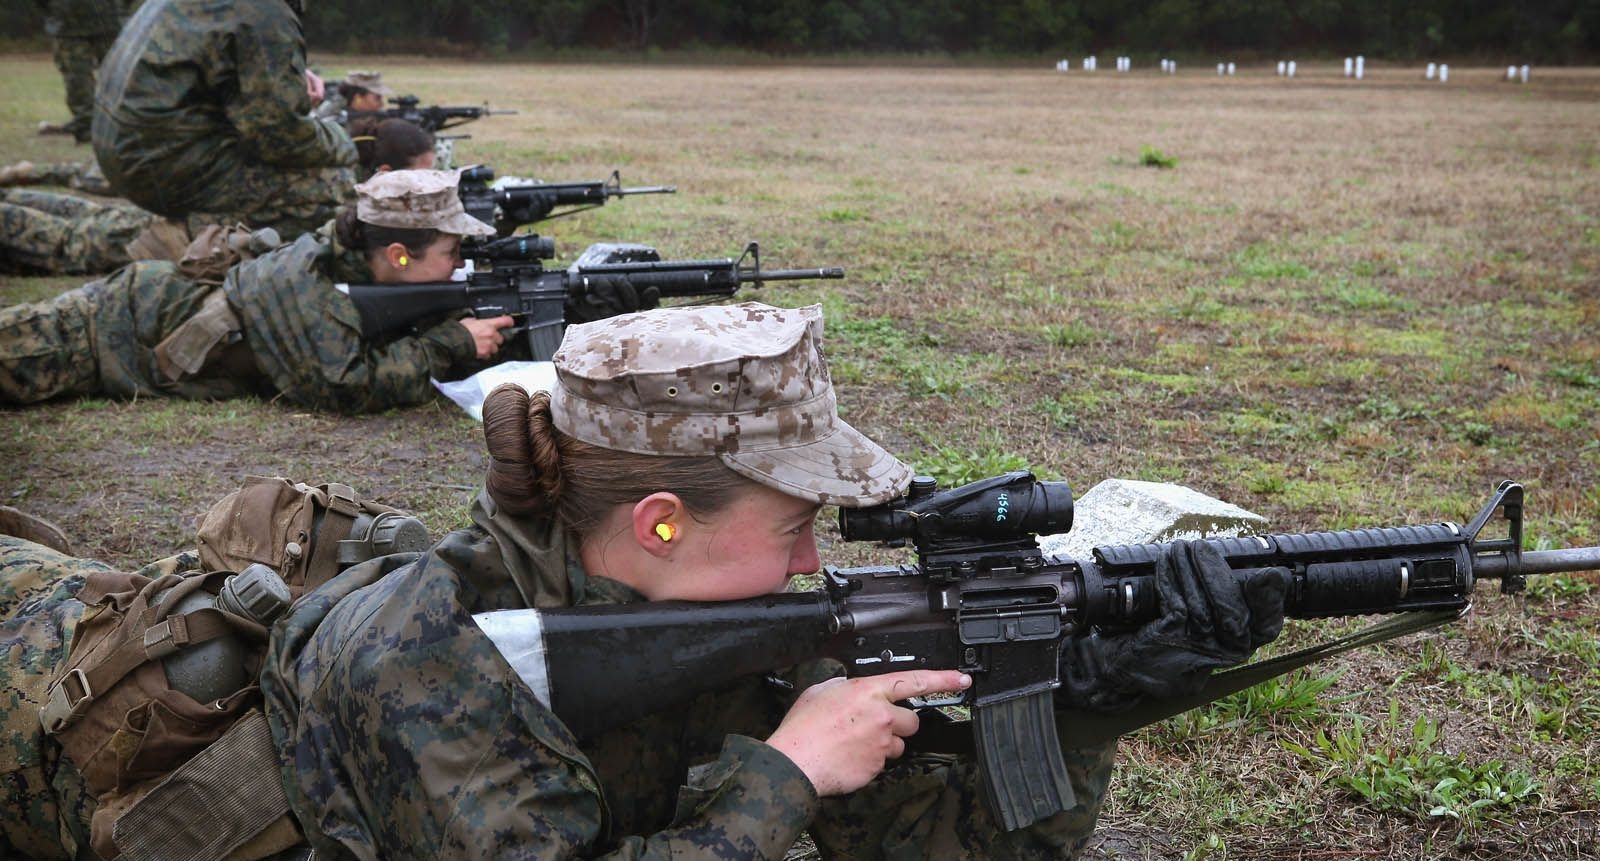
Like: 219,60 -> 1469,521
482,383 -> 561,515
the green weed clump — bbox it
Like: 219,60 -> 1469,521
1139,145 -> 1178,168
1283,704 -> 1542,832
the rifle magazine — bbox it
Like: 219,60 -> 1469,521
971,691 -> 1074,832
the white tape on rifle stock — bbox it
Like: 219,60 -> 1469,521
473,608 -> 553,709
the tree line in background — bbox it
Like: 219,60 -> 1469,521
7,0 -> 1598,61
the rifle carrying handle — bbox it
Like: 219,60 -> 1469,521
971,690 -> 1075,831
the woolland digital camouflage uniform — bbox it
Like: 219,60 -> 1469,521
0,229 -> 485,412
0,189 -> 151,275
35,0 -> 125,142
92,0 -> 357,236
260,494 -> 1117,861
0,535 -> 204,860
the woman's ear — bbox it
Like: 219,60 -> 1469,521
383,241 -> 411,271
631,492 -> 684,559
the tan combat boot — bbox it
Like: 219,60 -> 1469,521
0,160 -> 36,187
36,121 -> 73,136
0,505 -> 75,555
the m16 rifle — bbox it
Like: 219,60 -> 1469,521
336,240 -> 844,361
348,94 -> 518,134
456,165 -> 676,235
469,475 -> 1600,831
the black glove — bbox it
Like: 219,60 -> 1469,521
1057,539 -> 1289,713
501,191 -> 556,226
564,275 -> 661,324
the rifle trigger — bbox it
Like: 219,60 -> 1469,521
763,674 -> 794,692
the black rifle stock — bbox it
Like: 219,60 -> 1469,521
335,240 -> 844,361
457,165 -> 676,234
477,476 -> 1600,831
347,94 -> 517,133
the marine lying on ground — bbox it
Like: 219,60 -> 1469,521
344,94 -> 517,134
457,165 -> 677,235
339,239 -> 845,361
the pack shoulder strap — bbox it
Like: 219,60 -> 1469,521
112,709 -> 300,861
304,482 -> 361,591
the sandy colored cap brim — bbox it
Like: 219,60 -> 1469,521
355,168 -> 495,237
550,301 -> 912,508
344,71 -> 394,98
431,207 -> 495,238
721,420 -> 911,507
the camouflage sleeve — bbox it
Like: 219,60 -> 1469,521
289,314 -> 477,413
263,547 -> 821,861
225,5 -> 355,170
806,738 -> 1115,860
226,237 -> 478,413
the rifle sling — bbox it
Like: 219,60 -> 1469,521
908,609 -> 1461,754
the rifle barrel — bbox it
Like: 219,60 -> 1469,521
746,267 -> 846,282
617,185 -> 676,196
1474,547 -> 1600,579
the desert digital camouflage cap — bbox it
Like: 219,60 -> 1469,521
354,169 -> 494,238
343,70 -> 394,97
551,303 -> 912,507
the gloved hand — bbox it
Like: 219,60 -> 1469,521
501,190 -> 556,226
1057,539 -> 1290,713
564,275 -> 661,324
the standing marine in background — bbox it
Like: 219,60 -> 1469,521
91,0 -> 358,237
32,0 -> 129,143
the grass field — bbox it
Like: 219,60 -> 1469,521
3,54 -> 1599,859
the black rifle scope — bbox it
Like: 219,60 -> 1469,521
464,233 -> 556,263
839,471 -> 1074,547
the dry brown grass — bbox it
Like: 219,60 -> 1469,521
3,55 -> 1600,858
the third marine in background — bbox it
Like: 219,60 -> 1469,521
0,170 -> 527,412
312,69 -> 395,122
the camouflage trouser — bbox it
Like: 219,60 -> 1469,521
806,741 -> 1116,860
25,162 -> 113,196
197,162 -> 355,237
0,189 -> 151,275
112,158 -> 354,239
51,35 -> 116,143
0,280 -> 102,404
0,536 -> 106,860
